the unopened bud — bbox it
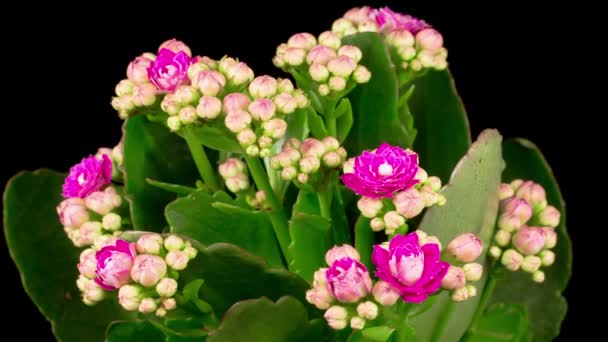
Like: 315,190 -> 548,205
178,106 -> 197,124
225,110 -> 252,133
516,181 -> 547,211
357,197 -> 383,218
223,93 -> 251,113
248,99 -> 276,121
167,116 -> 181,131
329,76 -> 347,91
532,270 -> 545,283
447,233 -> 483,262
237,129 -> 257,146
284,47 -> 306,66
466,285 -> 477,298
494,229 -> 511,247
501,249 -> 524,271
175,86 -> 200,105
343,158 -> 355,173
393,188 -> 424,219
318,31 -> 342,50
262,119 -> 287,139
102,213 -> 121,231
512,227 -> 545,255
538,205 -> 560,228
386,29 -> 415,47
318,84 -> 330,96
273,92 -> 298,114
166,250 -> 189,270
136,233 -> 164,255
164,235 -> 185,251
163,298 -> 177,310
539,250 -> 555,266
489,245 -> 502,259
350,316 -> 366,330
328,56 -> 357,77
225,62 -> 254,86
521,255 -> 542,273
451,287 -> 469,302
196,96 -> 222,120
325,244 -> 360,265
383,211 -> 405,231
156,278 -> 178,297
498,183 -> 514,200
324,305 -> 348,330
195,70 -> 226,97
462,263 -> 483,282
372,280 -> 400,306
297,173 -> 309,183
139,297 -> 158,313
309,63 -> 330,82
441,266 -> 466,290
416,29 -> 444,52
225,174 -> 250,193
356,301 -> 378,320
323,151 -> 342,167
306,45 -> 338,65
218,158 -> 246,178
249,76 -> 277,99
258,136 -> 273,149
288,32 -> 317,49
542,228 -> 557,249
338,45 -> 362,62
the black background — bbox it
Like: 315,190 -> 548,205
2,1 -> 587,340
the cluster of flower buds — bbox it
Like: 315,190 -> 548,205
441,232 -> 484,302
489,180 -> 560,283
76,234 -> 197,317
306,245 -> 377,330
274,32 -> 371,98
332,7 -> 447,76
218,158 -> 250,193
270,137 -> 347,185
342,143 -> 445,235
58,154 -> 125,247
246,190 -> 268,210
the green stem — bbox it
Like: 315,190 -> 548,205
183,127 -> 221,192
324,101 -> 337,137
469,271 -> 498,330
244,155 -> 292,264
317,191 -> 332,220
430,301 -> 455,342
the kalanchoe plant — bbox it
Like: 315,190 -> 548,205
3,5 -> 571,342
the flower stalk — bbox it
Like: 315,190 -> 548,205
183,126 -> 221,192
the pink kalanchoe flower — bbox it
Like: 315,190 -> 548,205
341,143 -> 419,198
62,155 -> 112,198
371,7 -> 430,33
95,239 -> 137,290
147,48 -> 191,92
372,232 -> 449,303
326,258 -> 372,303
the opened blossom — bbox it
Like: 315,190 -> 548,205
371,7 -> 430,33
372,232 -> 449,303
95,239 -> 136,290
62,155 -> 112,198
326,257 -> 372,303
341,143 -> 419,198
147,48 -> 191,92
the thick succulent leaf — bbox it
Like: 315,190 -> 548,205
289,212 -> 331,284
464,304 -> 530,342
106,321 -> 165,342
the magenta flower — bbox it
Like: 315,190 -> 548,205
62,155 -> 112,198
341,143 -> 419,198
372,232 -> 449,303
95,239 -> 136,290
147,48 -> 191,92
326,258 -> 372,303
371,7 -> 430,33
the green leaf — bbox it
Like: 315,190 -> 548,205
289,212 -> 331,284
343,32 -> 408,155
360,326 -> 396,342
336,98 -> 354,143
465,304 -> 530,342
3,170 -> 135,342
409,129 -> 504,342
486,138 -> 572,340
183,279 -> 213,313
106,321 -> 164,342
354,216 -> 374,270
207,296 -> 313,342
146,178 -> 197,196
166,190 -> 283,268
410,70 -> 471,183
180,125 -> 243,153
307,106 -> 328,138
287,107 -> 310,141
123,115 -> 199,231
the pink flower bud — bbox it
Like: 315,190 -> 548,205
248,99 -> 276,121
131,255 -> 167,287
516,181 -> 547,209
324,305 -> 348,330
225,62 -> 254,86
299,156 -> 321,174
353,66 -> 371,83
521,255 -> 542,273
441,266 -> 466,290
383,211 -> 405,231
115,79 -> 135,97
225,174 -> 250,193
237,129 -> 257,146
156,308 -> 167,317
281,166 -> 297,180
539,205 -> 560,228
322,136 -> 340,151
497,213 -> 523,233
343,158 -> 355,173
359,20 -> 379,32
350,317 -> 366,330
159,38 -> 192,57
131,83 -> 157,107
357,197 -> 383,218
501,249 -> 524,271
357,301 -> 378,320
332,18 -> 356,35
102,213 -> 121,231
175,85 -> 200,105
127,54 -> 154,84
297,173 -> 309,183
161,94 -> 181,115
187,61 -> 211,82
386,29 -> 415,47
447,233 -> 483,262
166,250 -> 189,270
78,248 -> 98,279
393,188 -> 424,218
512,227 -> 545,255
167,116 -> 181,131
223,93 -> 251,113
262,119 -> 287,139
325,245 -> 360,265
489,245 -> 502,259
95,240 -> 136,290
323,151 -> 342,168
370,218 -> 385,232
136,233 -> 164,255
273,92 -> 298,114
502,197 -> 533,222
462,263 -> 483,282
338,45 -> 362,62
184,245 -> 198,259
421,235 -> 442,250
318,31 -> 342,50
77,275 -> 89,291
372,280 -> 400,306
309,63 -> 330,82
294,90 -> 310,108
156,278 -> 178,297
288,32 -> 317,49
225,110 -> 252,133
283,47 -> 306,66
327,56 -> 357,77
416,29 -> 444,52
306,45 -> 338,65
164,235 -> 185,251
498,183 -> 515,200
218,57 -> 238,74
139,297 -> 158,313
540,250 -> 555,266
414,167 -> 428,183
118,284 -> 142,311
306,285 -> 333,310
451,287 -> 469,302
83,280 -> 105,303
511,179 -> 524,190
344,6 -> 372,24
79,222 -> 103,245
466,285 -> 477,297
219,158 -> 246,178
425,176 -> 442,192
272,55 -> 285,68
277,78 -> 294,93
57,198 -> 89,228
246,146 -> 260,157
542,228 -> 557,249
258,136 -> 273,149
196,95 -> 222,120
494,229 -> 511,247
178,106 -> 197,124
163,298 -> 177,310
329,76 -> 347,91
249,76 -> 278,99
532,270 -> 545,283
195,70 -> 226,96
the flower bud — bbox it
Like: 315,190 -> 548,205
353,65 -> 371,83
542,228 -> 557,249
139,297 -> 158,313
539,205 -> 560,228
136,233 -> 164,255
115,79 -> 135,97
218,158 -> 246,178
301,138 -> 326,157
521,255 -> 542,273
447,233 -> 483,262
164,235 -> 185,251
332,18 -> 356,35
516,181 -> 547,210
498,183 -> 514,200
273,93 -> 298,114
183,246 -> 198,259
85,190 -> 119,215
281,166 -> 297,180
441,265 -> 466,290
501,249 -> 524,271
223,93 -> 251,113
357,301 -> 378,320
502,197 -> 533,222
318,31 -> 342,50
175,86 -> 200,105
327,56 -> 357,77
512,227 -> 545,255
392,188 -> 424,219
178,106 -> 197,124
195,71 -> 226,97
419,185 -> 439,207
102,213 -> 122,231
297,173 -> 309,183
127,55 -> 154,84
372,280 -> 400,306
161,95 -> 180,115
248,99 -> 276,121
383,211 -> 405,231
306,45 -> 338,65
162,298 -> 177,310
218,57 -> 238,74
451,287 -> 469,302
237,129 -> 257,146
421,235 -> 442,250
131,255 -> 167,287
132,83 -> 157,107
497,214 -> 523,233
386,29 -> 415,47
156,308 -> 167,317
398,46 -> 417,61
118,285 -> 142,311
294,90 -> 309,108
532,270 -> 545,283
225,174 -> 250,193
510,179 -> 524,190
323,151 -> 342,168
309,63 -> 330,82
416,29 -> 444,52
262,119 -> 287,139
57,198 -> 89,228
462,263 -> 483,282
225,62 -> 254,86
166,250 -> 189,270
350,317 -> 366,330
359,20 -> 378,32
337,45 -> 362,63
156,278 -> 178,297
79,221 -> 103,245
357,197 -> 383,218
159,39 -> 192,56
466,285 -> 477,297
77,248 -> 97,279
306,285 -> 333,310
539,250 -> 555,266
196,96 -> 222,120
343,158 -> 355,173
249,76 -> 277,99
84,281 -> 105,303
494,229 -> 511,247
225,110 -> 252,133
288,32 -> 317,49
325,244 -> 360,265
76,275 -> 89,291
187,61 -> 211,82
283,47 -> 306,66
329,76 -> 347,91
318,84 -> 330,96
324,305 -> 349,330
489,245 -> 502,259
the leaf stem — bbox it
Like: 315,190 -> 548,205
430,300 -> 454,342
324,101 -> 337,137
183,127 -> 221,192
317,191 -> 332,220
469,270 -> 498,330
